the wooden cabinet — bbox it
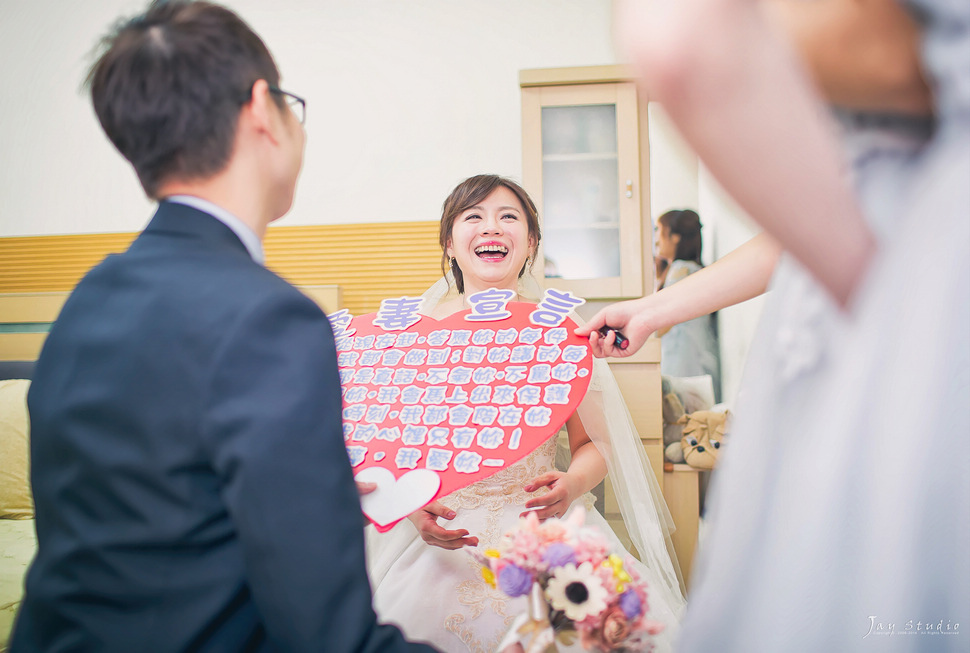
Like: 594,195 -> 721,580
663,464 -> 703,589
520,65 -> 650,300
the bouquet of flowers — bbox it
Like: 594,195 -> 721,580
471,507 -> 664,652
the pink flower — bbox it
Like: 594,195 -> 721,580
518,511 -> 543,535
580,606 -> 632,651
595,565 -> 615,586
536,518 -> 569,545
573,529 -> 611,566
500,527 -> 543,569
624,556 -> 643,583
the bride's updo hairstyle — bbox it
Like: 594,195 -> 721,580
438,174 -> 542,294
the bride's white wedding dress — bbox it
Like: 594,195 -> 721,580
365,277 -> 686,652
369,435 -> 681,652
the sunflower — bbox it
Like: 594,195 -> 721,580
544,562 -> 609,622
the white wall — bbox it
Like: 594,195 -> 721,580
648,103 -> 699,219
0,0 -> 618,237
699,168 -> 766,405
0,0 -> 154,236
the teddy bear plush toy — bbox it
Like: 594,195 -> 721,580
661,383 -> 688,464
677,410 -> 730,470
660,375 -> 726,466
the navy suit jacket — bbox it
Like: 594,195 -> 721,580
12,202 -> 434,652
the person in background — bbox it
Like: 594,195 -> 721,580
11,2 -> 434,651
654,209 -> 719,399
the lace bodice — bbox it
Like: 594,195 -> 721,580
437,435 -> 594,550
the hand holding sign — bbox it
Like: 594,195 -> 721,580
332,289 -> 592,531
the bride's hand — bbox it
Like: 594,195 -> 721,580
522,471 -> 579,520
408,501 -> 479,550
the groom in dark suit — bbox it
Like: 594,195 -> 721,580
11,2 -> 435,651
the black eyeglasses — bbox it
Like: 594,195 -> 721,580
268,85 -> 306,125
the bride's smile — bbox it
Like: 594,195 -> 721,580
446,185 -> 536,295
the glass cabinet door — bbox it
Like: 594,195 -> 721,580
541,104 -> 620,280
522,82 -> 644,299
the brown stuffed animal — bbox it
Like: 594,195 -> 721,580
661,388 -> 687,463
677,410 -> 730,470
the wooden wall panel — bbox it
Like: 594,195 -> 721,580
0,233 -> 138,293
0,222 -> 444,317
262,222 -> 443,317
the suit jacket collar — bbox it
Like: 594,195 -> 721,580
140,201 -> 253,260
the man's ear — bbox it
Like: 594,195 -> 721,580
242,79 -> 281,145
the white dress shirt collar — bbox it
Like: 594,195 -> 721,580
165,195 -> 265,265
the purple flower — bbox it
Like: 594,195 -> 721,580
541,542 -> 577,569
618,588 -> 643,619
498,563 -> 533,597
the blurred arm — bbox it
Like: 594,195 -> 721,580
762,0 -> 931,115
617,0 -> 875,306
580,234 -> 780,357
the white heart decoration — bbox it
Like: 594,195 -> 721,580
355,467 -> 441,529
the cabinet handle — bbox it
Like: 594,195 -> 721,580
625,179 -> 634,198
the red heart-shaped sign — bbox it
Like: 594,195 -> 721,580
335,301 -> 592,531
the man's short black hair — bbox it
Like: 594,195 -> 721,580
86,1 -> 283,198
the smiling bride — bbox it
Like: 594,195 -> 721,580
364,174 -> 686,652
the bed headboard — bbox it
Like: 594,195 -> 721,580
298,284 -> 342,315
0,292 -> 69,365
0,285 -> 340,370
